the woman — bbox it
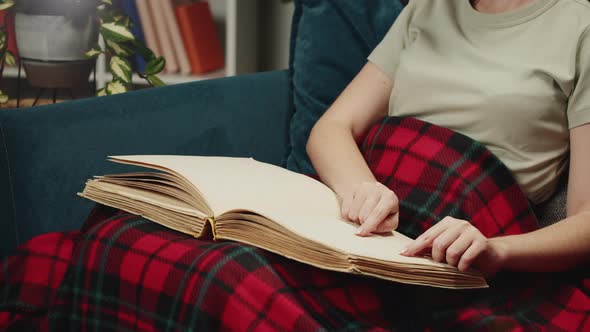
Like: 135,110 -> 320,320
307,0 -> 590,275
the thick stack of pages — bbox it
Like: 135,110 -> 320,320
79,155 -> 488,289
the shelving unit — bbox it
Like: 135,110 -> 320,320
3,0 -> 258,89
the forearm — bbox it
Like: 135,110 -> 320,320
306,62 -> 393,198
492,209 -> 590,272
307,121 -> 375,197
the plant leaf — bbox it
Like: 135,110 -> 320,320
101,0 -> 112,5
0,0 -> 14,11
0,32 -> 6,50
100,22 -> 134,42
144,56 -> 166,76
132,40 -> 155,61
146,75 -> 165,87
112,15 -> 125,23
0,91 -> 8,104
122,17 -> 132,28
96,88 -> 107,97
98,9 -> 119,24
106,80 -> 127,94
109,56 -> 132,83
85,46 -> 103,58
105,40 -> 130,57
4,50 -> 15,66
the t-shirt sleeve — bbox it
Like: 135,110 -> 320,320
568,26 -> 590,129
367,3 -> 414,81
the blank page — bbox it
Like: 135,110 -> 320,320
109,155 -> 341,219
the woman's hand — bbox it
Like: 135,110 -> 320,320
341,181 -> 399,236
400,216 -> 508,275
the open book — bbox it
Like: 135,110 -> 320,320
79,155 -> 487,289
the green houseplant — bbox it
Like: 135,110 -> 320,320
87,0 -> 166,95
0,0 -> 165,103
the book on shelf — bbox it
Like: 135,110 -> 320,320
135,0 -> 161,67
148,0 -> 179,73
78,155 -> 488,290
160,0 -> 191,75
120,0 -> 146,73
174,1 -> 224,74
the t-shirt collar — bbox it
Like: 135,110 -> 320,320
459,0 -> 560,28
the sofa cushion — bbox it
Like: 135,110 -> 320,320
533,173 -> 568,227
285,0 -> 405,174
0,71 -> 291,258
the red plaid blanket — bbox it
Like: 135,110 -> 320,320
2,117 -> 590,331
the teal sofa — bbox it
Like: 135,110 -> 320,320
0,71 -> 292,257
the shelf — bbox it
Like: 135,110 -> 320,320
2,0 -> 258,91
2,66 -> 226,85
105,69 -> 226,85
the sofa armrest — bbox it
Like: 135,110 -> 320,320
0,70 -> 292,256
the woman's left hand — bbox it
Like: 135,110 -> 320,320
400,216 -> 507,275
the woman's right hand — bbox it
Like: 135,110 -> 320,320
340,181 -> 400,236
305,62 -> 397,236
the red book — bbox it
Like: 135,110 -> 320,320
0,11 -> 19,65
174,2 -> 224,75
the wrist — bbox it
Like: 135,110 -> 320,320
335,179 -> 378,196
488,236 -> 511,271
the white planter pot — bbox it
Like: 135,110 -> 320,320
14,13 -> 98,88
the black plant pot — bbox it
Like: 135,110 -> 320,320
14,0 -> 99,89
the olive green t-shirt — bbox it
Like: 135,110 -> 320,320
368,0 -> 590,203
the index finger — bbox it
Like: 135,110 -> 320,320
355,195 -> 394,236
401,223 -> 448,256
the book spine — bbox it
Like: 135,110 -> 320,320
149,0 -> 179,74
120,0 -> 146,73
161,0 -> 191,75
135,0 -> 161,61
174,2 -> 224,75
207,217 -> 217,240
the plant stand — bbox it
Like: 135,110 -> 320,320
14,58 -> 97,108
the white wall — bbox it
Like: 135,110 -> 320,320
211,0 -> 259,75
209,0 -> 228,59
209,0 -> 294,73
257,0 -> 295,71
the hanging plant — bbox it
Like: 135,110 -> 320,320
86,0 -> 165,96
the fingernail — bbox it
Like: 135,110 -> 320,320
355,228 -> 362,235
399,248 -> 408,255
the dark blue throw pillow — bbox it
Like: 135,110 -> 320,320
285,0 -> 405,174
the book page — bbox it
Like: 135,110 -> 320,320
80,181 -> 209,238
109,155 -> 341,219
85,180 -> 205,218
258,214 -> 451,268
215,213 -> 487,288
